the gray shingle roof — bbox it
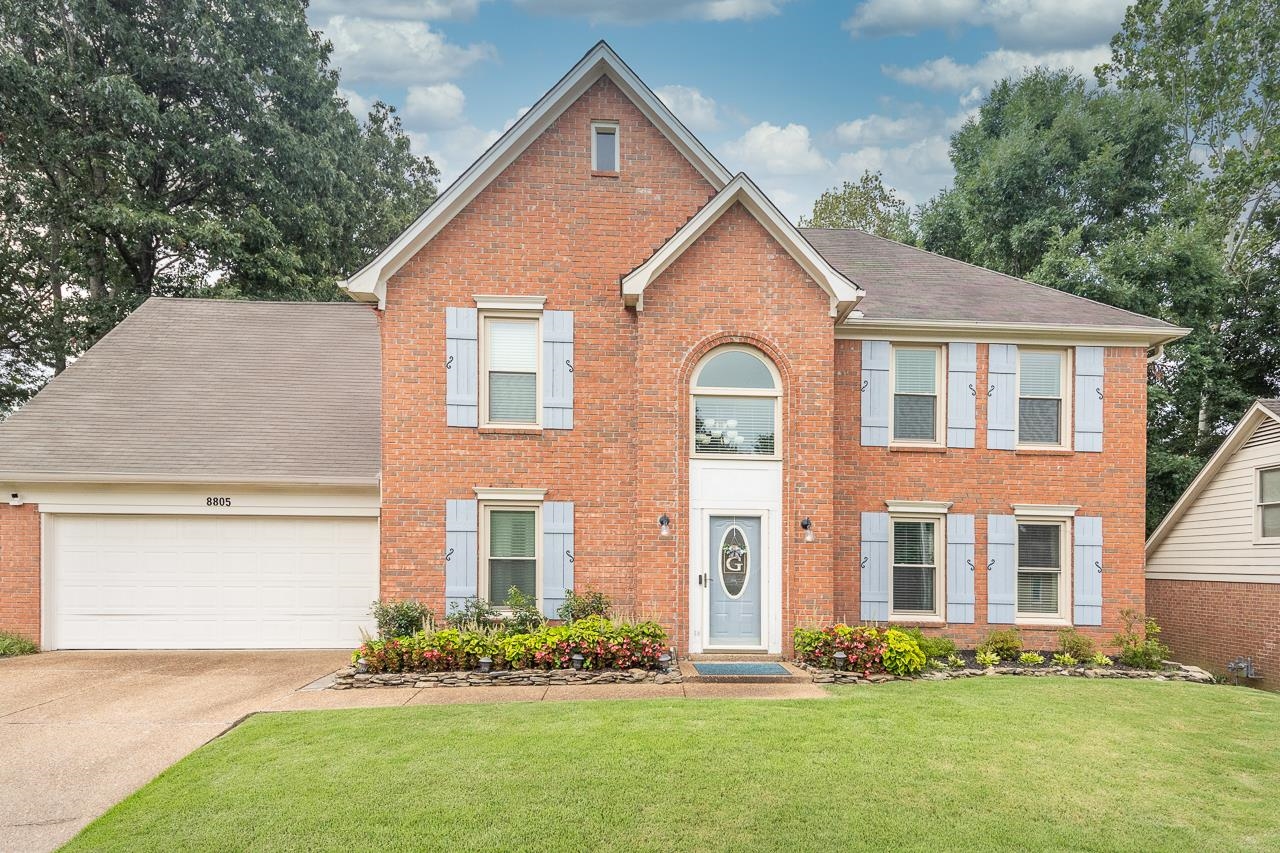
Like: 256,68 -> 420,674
801,227 -> 1179,331
0,298 -> 380,483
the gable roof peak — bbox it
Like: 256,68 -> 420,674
339,42 -> 731,307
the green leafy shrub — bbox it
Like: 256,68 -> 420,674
370,600 -> 434,639
502,586 -> 545,634
977,628 -> 1022,661
901,627 -> 957,660
945,652 -> 966,669
794,624 -> 886,675
0,631 -> 38,656
354,615 -> 669,674
1057,628 -> 1096,661
1091,653 -> 1114,667
1052,653 -> 1078,667
882,628 -> 927,676
1018,652 -> 1045,665
446,597 -> 502,631
1114,609 -> 1170,670
556,589 -> 612,623
975,649 -> 1001,667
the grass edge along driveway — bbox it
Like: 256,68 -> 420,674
65,679 -> 1280,852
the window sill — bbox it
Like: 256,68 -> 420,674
890,615 -> 945,626
591,170 -> 620,179
1014,447 -> 1074,456
889,444 -> 948,453
479,425 -> 544,436
1015,617 -> 1071,628
690,453 -> 782,462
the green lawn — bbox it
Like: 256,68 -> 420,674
66,680 -> 1280,852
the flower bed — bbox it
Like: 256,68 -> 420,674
798,659 -> 1215,685
336,615 -> 677,689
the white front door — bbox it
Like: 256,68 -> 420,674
47,514 -> 379,649
705,513 -> 765,648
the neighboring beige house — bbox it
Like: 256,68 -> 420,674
1146,399 -> 1280,689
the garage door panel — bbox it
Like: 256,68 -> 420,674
50,514 -> 378,649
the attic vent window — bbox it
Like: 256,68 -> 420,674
592,121 -> 618,173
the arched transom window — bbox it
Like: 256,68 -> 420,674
691,346 -> 781,458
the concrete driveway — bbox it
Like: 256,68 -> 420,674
0,650 -> 347,853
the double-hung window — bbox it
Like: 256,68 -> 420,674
890,516 -> 941,617
892,345 -> 943,444
482,504 -> 539,607
1260,467 -> 1280,541
1016,521 -> 1066,618
1018,349 -> 1069,447
482,314 -> 540,427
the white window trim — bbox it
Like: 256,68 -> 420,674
1015,347 -> 1073,450
591,120 -> 619,172
889,513 -> 945,622
1011,504 -> 1079,518
889,343 -> 946,447
1013,515 -> 1072,626
690,344 -> 782,461
473,295 -> 546,311
1257,466 -> 1280,545
474,487 -> 547,501
479,310 -> 543,429
885,500 -> 953,515
479,501 -> 543,612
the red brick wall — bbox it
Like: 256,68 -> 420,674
834,342 -> 1150,650
379,76 -> 717,628
1148,579 -> 1279,690
0,503 -> 41,642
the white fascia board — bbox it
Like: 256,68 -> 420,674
0,471 -> 380,487
836,318 -> 1190,348
340,42 -> 732,308
1146,402 -> 1280,555
621,174 -> 864,318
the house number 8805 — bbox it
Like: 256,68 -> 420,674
206,497 -> 232,507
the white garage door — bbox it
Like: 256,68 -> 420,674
49,514 -> 379,649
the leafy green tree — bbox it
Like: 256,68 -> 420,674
0,0 -> 439,412
799,170 -> 915,242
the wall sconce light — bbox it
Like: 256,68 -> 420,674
801,517 -> 814,543
658,514 -> 671,537
8,492 -> 22,507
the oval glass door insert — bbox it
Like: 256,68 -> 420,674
719,525 -> 750,599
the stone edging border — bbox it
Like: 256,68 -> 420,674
797,661 -> 1216,685
332,666 -> 683,689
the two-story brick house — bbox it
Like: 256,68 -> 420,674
0,43 -> 1185,654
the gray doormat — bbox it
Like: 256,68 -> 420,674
691,662 -> 790,677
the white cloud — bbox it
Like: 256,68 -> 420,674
883,45 -> 1112,92
337,87 -> 373,118
655,85 -> 722,133
723,122 -> 829,176
321,16 -> 495,84
845,0 -> 1129,50
516,0 -> 789,23
410,124 -> 503,185
309,0 -> 486,20
834,114 -> 932,146
834,136 -> 953,206
405,83 -> 467,129
502,106 -> 532,132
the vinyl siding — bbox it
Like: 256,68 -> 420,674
1147,417 -> 1280,582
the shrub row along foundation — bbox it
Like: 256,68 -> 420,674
798,661 -> 1215,685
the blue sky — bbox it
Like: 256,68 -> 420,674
306,1 -> 1132,220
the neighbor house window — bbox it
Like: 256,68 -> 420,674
1017,521 -> 1066,618
481,314 -> 539,426
1018,349 -> 1069,447
891,517 -> 941,617
482,505 -> 539,607
1260,467 -> 1280,540
691,346 -> 781,457
892,345 -> 944,444
592,121 -> 618,172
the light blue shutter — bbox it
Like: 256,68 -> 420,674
987,514 -> 1016,623
445,500 -> 478,614
446,308 -> 478,427
860,511 -> 889,621
543,311 -> 574,429
947,342 -> 977,448
987,344 -> 1017,450
861,341 -> 890,446
1074,346 -> 1104,452
946,513 -> 975,623
542,501 -> 574,619
1073,515 -> 1103,625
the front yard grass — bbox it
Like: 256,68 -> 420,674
66,679 -> 1280,852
